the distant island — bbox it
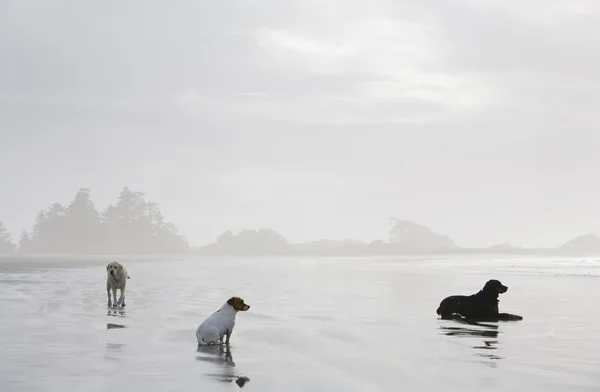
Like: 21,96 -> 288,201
195,219 -> 600,257
1,188 -> 600,256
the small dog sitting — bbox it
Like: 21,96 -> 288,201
436,279 -> 523,321
196,297 -> 250,345
106,261 -> 130,307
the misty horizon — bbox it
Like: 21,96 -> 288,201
2,1 -> 600,249
0,186 -> 598,253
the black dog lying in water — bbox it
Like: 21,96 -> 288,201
436,279 -> 523,321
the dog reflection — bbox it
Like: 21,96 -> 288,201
106,309 -> 126,329
196,345 -> 251,387
196,344 -> 235,367
106,323 -> 126,329
104,342 -> 127,362
440,320 -> 502,367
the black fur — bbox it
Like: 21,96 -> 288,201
436,279 -> 522,321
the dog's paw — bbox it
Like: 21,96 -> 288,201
121,303 -> 126,307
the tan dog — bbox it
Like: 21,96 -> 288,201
106,261 -> 130,307
196,297 -> 250,345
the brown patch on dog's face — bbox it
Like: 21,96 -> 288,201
227,297 -> 250,311
483,279 -> 508,294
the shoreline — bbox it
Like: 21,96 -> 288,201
0,254 -> 191,268
0,252 -> 597,267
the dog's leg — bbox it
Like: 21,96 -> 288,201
440,313 -> 462,320
117,286 -> 126,307
111,287 -> 118,307
497,313 -> 523,321
106,281 -> 112,307
224,328 -> 233,345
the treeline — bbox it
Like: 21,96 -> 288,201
196,219 -> 461,255
195,220 -> 600,256
0,187 -> 189,255
201,228 -> 290,255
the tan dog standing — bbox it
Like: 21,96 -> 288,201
106,261 -> 130,307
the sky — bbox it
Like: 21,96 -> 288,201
1,0 -> 599,248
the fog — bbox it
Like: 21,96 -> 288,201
1,0 -> 599,249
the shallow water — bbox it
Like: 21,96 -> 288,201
0,255 -> 599,391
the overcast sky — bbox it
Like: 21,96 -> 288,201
1,0 -> 599,248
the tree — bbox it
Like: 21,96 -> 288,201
100,187 -> 189,254
47,203 -> 66,220
63,188 -> 101,253
29,210 -> 48,253
18,230 -> 33,254
0,222 -> 16,254
29,203 -> 67,253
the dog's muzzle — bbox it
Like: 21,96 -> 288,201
243,305 -> 250,311
500,286 -> 508,293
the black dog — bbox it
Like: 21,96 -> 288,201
436,279 -> 523,321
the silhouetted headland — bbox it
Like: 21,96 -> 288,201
194,220 -> 600,257
196,220 -> 460,256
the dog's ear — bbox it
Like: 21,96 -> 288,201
492,280 -> 503,292
483,279 -> 504,294
227,297 -> 235,306
483,280 -> 496,292
106,264 -> 109,271
117,264 -> 123,272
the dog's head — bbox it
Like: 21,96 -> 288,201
482,279 -> 508,297
106,261 -> 122,278
227,297 -> 250,312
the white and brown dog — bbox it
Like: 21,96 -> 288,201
196,297 -> 250,345
106,261 -> 130,307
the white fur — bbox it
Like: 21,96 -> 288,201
196,301 -> 248,345
106,261 -> 129,307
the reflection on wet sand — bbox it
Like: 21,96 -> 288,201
197,344 -> 236,367
440,320 -> 502,367
196,345 -> 250,388
107,309 -> 126,329
104,342 -> 127,361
